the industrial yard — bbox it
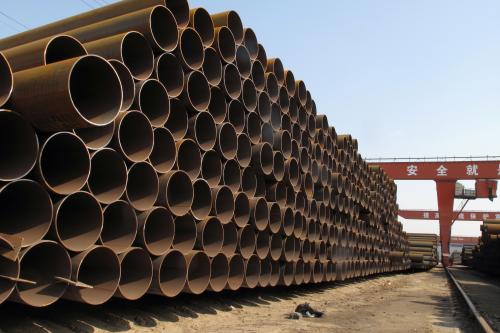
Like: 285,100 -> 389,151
0,0 -> 498,332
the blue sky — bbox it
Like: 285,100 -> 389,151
1,0 -> 499,237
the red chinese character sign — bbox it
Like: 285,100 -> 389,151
398,210 -> 500,221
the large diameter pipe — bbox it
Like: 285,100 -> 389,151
63,246 -> 120,305
216,122 -> 238,160
211,26 -> 236,64
0,110 -> 38,182
74,122 -> 115,151
172,214 -> 197,254
11,55 -> 121,131
211,185 -> 235,224
259,257 -> 272,288
0,180 -> 52,247
176,139 -> 202,180
266,181 -> 286,206
111,110 -> 154,163
149,127 -> 176,174
234,191 -> 250,228
226,254 -> 244,291
115,247 -> 152,301
222,159 -> 241,192
189,7 -> 215,47
209,253 -> 229,292
267,58 -> 285,86
249,197 -> 269,231
0,53 -> 11,107
237,133 -> 252,168
157,170 -> 194,216
238,225 -> 256,259
282,206 -> 295,237
3,34 -> 86,73
0,236 -> 19,304
208,86 -> 228,124
134,79 -> 170,127
256,231 -> 270,259
108,59 -> 135,112
270,233 -> 283,261
245,111 -> 262,145
268,202 -> 282,234
269,260 -> 280,287
182,70 -> 211,112
279,261 -> 294,287
251,60 -> 265,92
84,31 -> 153,81
191,179 -> 212,220
126,162 -> 159,212
187,112 -> 216,152
101,200 -> 137,254
241,166 -> 257,197
53,191 -> 103,252
212,11 -> 244,45
257,91 -> 271,122
38,131 -> 90,195
13,241 -> 71,307
87,148 -> 127,204
294,259 -> 304,285
251,142 -> 274,176
154,52 -> 184,98
222,222 -> 238,255
220,63 -> 242,100
195,217 -> 223,257
236,45 -> 252,79
201,150 -> 222,187
137,207 -> 174,256
203,47 -> 222,87
243,28 -> 259,61
242,255 -> 260,288
227,99 -> 246,134
150,249 -> 187,297
184,251 -> 211,295
176,28 -> 205,71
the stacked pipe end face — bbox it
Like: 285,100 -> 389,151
407,233 -> 438,270
467,219 -> 500,275
0,0 -> 409,307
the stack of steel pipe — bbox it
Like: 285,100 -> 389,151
470,219 -> 500,275
407,233 -> 438,270
461,244 -> 474,266
0,0 -> 410,308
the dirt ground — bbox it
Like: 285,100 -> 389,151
0,268 -> 477,333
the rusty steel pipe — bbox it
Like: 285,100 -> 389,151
279,86 -> 290,113
13,241 -> 71,307
64,246 -> 120,305
150,249 -> 187,297
191,179 -> 212,220
279,261 -> 294,287
241,166 -> 257,197
126,162 -> 159,212
269,260 -> 280,287
221,63 -> 242,100
195,217 -> 224,257
255,231 -> 270,259
251,142 -> 274,176
208,86 -> 227,124
236,133 -> 252,168
303,262 -> 312,284
227,99 -> 246,134
241,79 -> 257,112
284,70 -> 296,97
3,34 -> 86,73
259,257 -> 271,287
154,52 -> 184,98
211,26 -> 236,64
282,206 -> 295,237
270,103 -> 281,130
172,214 -> 197,254
212,11 -> 243,45
236,45 -> 252,79
85,31 -> 153,81
182,70 -> 211,112
210,185 -> 234,224
281,236 -> 295,262
176,28 -> 204,71
293,210 -> 304,239
273,130 -> 292,159
265,72 -> 279,103
87,148 -> 127,204
157,170 -> 193,216
189,7 -> 215,47
294,259 -> 304,285
216,122 -> 238,160
53,191 -> 103,252
0,110 -> 37,182
266,181 -> 286,206
222,159 -> 241,192
243,28 -> 258,61
203,47 -> 222,86
134,79 -> 170,127
38,131 -> 90,195
242,255 -> 260,288
251,60 -> 265,92
101,200 -> 137,254
115,248 -> 152,301
0,180 -> 52,247
175,139 -> 201,180
187,112 -> 216,152
270,234 -> 282,261
245,111 -> 262,145
257,91 -> 271,122
149,127 -> 176,174
11,55 -> 121,131
184,251 -> 211,294
209,253 -> 229,292
238,224 -> 256,259
112,110 -> 154,163
201,150 -> 222,188
137,207 -> 174,256
285,158 -> 301,189
108,59 -> 135,111
74,122 -> 115,151
271,151 -> 285,182
249,197 -> 269,231
0,236 -> 19,304
226,254 -> 244,291
221,222 -> 238,255
0,53 -> 11,107
268,202 -> 282,234
267,58 -> 285,86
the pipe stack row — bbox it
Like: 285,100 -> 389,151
0,0 -> 409,308
407,233 -> 438,269
460,245 -> 474,266
468,219 -> 500,275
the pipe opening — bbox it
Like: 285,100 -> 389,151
267,58 -> 284,86
0,111 -> 38,181
222,63 -> 241,100
139,207 -> 174,256
295,80 -> 307,105
0,180 -> 52,247
257,91 -> 271,122
186,252 -> 210,294
272,151 -> 285,182
223,159 -> 241,192
109,60 -> 135,111
115,111 -> 154,163
176,139 -> 201,180
216,122 -> 238,160
265,73 -> 279,102
17,241 -> 70,307
213,11 -> 243,45
208,86 -> 227,124
45,35 -> 87,66
172,214 -> 196,254
126,162 -> 159,211
150,127 -> 176,174
117,248 -> 152,300
282,207 -> 294,236
269,260 -> 280,287
252,142 -> 273,175
189,8 -> 215,47
238,225 -> 256,259
241,79 -> 257,112
284,70 -> 296,97
294,260 -> 304,285
212,26 -> 236,63
135,79 -> 170,127
165,98 -> 188,140
222,222 -> 237,255
155,250 -> 186,297
245,112 -> 262,146
0,53 -> 12,107
201,150 -> 222,187
209,253 -> 228,292
101,201 -> 137,253
212,186 -> 234,224
257,44 -> 267,70
0,238 -> 18,304
87,148 -> 127,204
242,28 -> 258,60
250,197 -> 269,231
151,6 -> 180,52
202,47 -> 222,86
227,99 -> 245,134
255,232 -> 270,259
270,234 -> 282,261
69,55 -> 121,126
280,261 -> 294,286
178,28 -> 204,71
119,32 -> 154,81
236,133 -> 252,168
244,255 -> 260,288
270,103 -> 281,130
155,53 -> 184,98
268,203 -> 282,234
197,217 -> 223,256
227,254 -> 244,290
235,45 -> 251,79
184,70 -> 210,112
160,170 -> 193,216
191,179 -> 212,220
241,167 -> 257,197
279,86 -> 290,113
233,192 -> 250,228
266,181 -> 286,206
251,61 -> 265,93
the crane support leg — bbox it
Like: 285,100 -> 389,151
435,180 -> 456,267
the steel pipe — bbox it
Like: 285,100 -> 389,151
236,133 -> 252,168
242,28 -> 258,61
238,225 -> 256,259
182,70 -> 211,112
11,55 -> 121,131
294,259 -> 304,285
267,58 -> 285,86
195,217 -> 224,257
191,179 -> 212,220
211,26 -> 236,64
0,53 -> 11,107
222,159 -> 241,192
251,142 -> 274,176
150,249 -> 187,297
101,200 -> 137,254
269,260 -> 280,287
0,236 -> 19,304
268,202 -> 282,234
210,185 -> 235,224
212,11 -> 243,45
249,197 -> 269,231
242,255 -> 260,288
241,166 -> 257,197
126,162 -> 159,212
176,28 -> 204,71
109,59 -> 135,111
184,251 -> 211,294
134,79 -> 170,127
222,222 -> 238,255
227,99 -> 246,134
284,70 -> 296,97
165,98 -> 188,140
74,122 -> 115,151
208,86 -> 227,124
137,207 -> 174,256
203,47 -> 222,86
209,253 -> 229,292
189,7 -> 215,47
279,86 -> 290,113
221,63 -> 242,100
115,247 -> 152,300
241,79 -> 257,112
259,257 -> 271,287
279,261 -> 294,286
216,122 -> 238,160
251,60 -> 265,92
149,127 -> 176,174
257,91 -> 271,122
172,214 -> 197,254
270,234 -> 282,261
85,31 -> 153,81
256,231 -> 270,259
87,148 -> 127,204
201,150 -> 222,188
175,139 -> 201,180
154,52 -> 184,98
157,170 -> 193,216
186,112 -> 217,152
112,110 -> 154,163
236,45 -> 251,79
13,241 -> 71,307
226,254 -> 244,291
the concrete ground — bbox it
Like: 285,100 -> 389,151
0,268 -> 477,333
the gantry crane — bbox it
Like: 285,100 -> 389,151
368,158 -> 498,266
